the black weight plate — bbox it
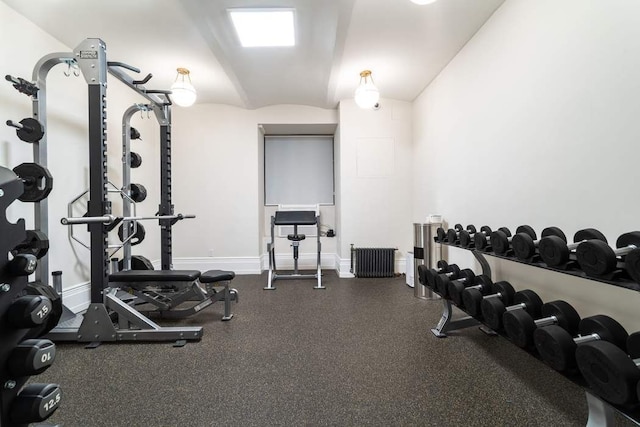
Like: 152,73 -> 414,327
515,225 -> 536,240
118,221 -> 146,246
625,248 -> 640,284
459,230 -> 471,247
458,268 -> 475,282
541,300 -> 581,335
574,228 -> 607,244
436,227 -> 446,242
498,227 -> 511,237
446,229 -> 458,244
448,264 -> 461,277
13,163 -> 53,202
490,230 -> 510,255
475,274 -> 493,292
579,315 -> 628,350
12,230 -> 50,259
474,233 -> 490,250
576,341 -> 640,405
541,226 -> 567,242
130,126 -> 141,140
513,289 -> 543,318
130,152 -> 142,168
129,183 -> 147,203
493,281 -> 515,305
481,297 -> 507,330
576,240 -> 617,276
117,255 -> 154,271
16,117 -> 45,143
627,332 -> 640,359
534,325 -> 577,372
538,235 -> 570,267
462,288 -> 483,317
467,225 -> 477,234
616,231 -> 640,249
512,233 -> 536,260
25,281 -> 63,338
436,260 -> 449,270
503,309 -> 537,348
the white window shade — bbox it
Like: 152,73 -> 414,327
264,136 -> 334,205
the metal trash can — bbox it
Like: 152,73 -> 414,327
413,220 -> 442,299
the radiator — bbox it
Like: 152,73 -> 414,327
353,248 -> 396,278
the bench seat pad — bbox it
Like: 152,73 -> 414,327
200,270 -> 235,283
109,270 -> 201,283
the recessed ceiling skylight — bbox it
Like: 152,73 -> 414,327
229,8 -> 295,47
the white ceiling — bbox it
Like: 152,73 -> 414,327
2,0 -> 504,109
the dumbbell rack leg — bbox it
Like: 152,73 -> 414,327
585,392 -> 616,427
431,299 -> 482,337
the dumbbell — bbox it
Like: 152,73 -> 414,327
537,228 -> 607,267
446,224 -> 477,246
534,315 -> 628,373
424,263 -> 461,289
474,226 -> 503,251
130,152 -> 142,168
8,253 -> 37,276
7,295 -> 53,328
10,383 -> 62,423
462,280 -> 514,318
435,227 -> 447,243
575,332 -> 640,405
7,339 -> 56,376
434,268 -> 475,298
481,289 -> 543,331
503,300 -> 580,348
490,226 -> 539,255
447,274 -> 493,307
6,118 -> 45,143
417,260 -> 449,287
576,231 -> 640,277
460,225 -> 484,248
511,226 -> 566,261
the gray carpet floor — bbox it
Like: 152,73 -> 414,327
37,272 -> 636,426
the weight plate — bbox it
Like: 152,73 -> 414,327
12,230 -> 50,259
625,248 -> 640,284
541,226 -> 567,242
579,315 -> 628,350
454,223 -> 463,232
503,309 -> 536,348
480,225 -> 492,234
534,325 -> 577,372
515,225 -> 536,240
475,274 -> 493,291
467,225 -> 477,234
118,255 -> 154,271
576,240 -> 617,276
541,300 -> 581,335
129,183 -> 147,203
576,341 -> 640,405
498,227 -> 512,237
616,231 -> 640,249
574,228 -> 607,244
538,235 -> 570,267
118,221 -> 146,246
481,297 -> 507,330
627,331 -> 640,359
513,290 -> 543,318
16,117 -> 45,143
512,233 -> 536,260
436,260 -> 449,270
130,126 -> 141,140
459,268 -> 475,282
490,230 -> 510,255
13,163 -> 53,202
130,151 -> 142,168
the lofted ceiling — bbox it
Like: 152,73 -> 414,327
2,0 -> 504,109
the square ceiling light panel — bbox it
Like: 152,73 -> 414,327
229,8 -> 295,47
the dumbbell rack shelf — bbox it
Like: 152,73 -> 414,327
432,240 -> 640,426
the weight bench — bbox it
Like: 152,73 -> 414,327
109,269 -> 238,320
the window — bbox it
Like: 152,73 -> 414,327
264,135 -> 334,205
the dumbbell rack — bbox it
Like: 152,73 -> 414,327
433,238 -> 640,426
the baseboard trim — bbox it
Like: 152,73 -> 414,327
62,281 -> 90,314
170,257 -> 262,274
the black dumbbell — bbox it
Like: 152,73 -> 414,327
6,118 -> 45,143
7,339 -> 56,376
7,295 -> 53,328
575,332 -> 640,405
458,276 -> 495,311
534,315 -> 628,373
511,226 -> 566,261
448,274 -> 493,307
434,268 -> 475,298
463,280 -> 514,318
460,225 -> 485,248
490,226 -> 537,256
503,300 -> 580,348
473,225 -> 491,250
425,263 -> 461,289
417,260 -> 449,287
10,383 -> 62,423
8,253 -> 37,276
576,231 -> 640,277
481,289 -> 543,331
537,228 -> 607,267
446,224 -> 477,246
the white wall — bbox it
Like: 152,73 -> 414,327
412,0 -> 640,331
337,98 -> 413,277
170,103 -> 338,274
0,1 -> 160,311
